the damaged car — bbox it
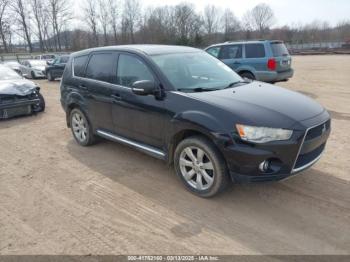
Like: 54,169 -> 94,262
0,65 -> 45,120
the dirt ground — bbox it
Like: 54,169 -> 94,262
0,55 -> 349,255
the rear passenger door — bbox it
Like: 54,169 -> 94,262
218,44 -> 243,71
80,52 -> 118,131
243,43 -> 266,72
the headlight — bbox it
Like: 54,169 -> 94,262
236,124 -> 293,143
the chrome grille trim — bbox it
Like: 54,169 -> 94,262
291,120 -> 329,173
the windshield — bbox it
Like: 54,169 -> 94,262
151,52 -> 242,92
29,60 -> 47,67
271,42 -> 289,57
0,66 -> 22,80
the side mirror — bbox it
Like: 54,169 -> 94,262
131,80 -> 156,96
47,61 -> 52,65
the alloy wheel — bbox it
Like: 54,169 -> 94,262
72,112 -> 88,143
179,146 -> 215,190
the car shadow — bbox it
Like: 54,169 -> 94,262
66,138 -> 350,254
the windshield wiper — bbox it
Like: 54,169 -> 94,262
177,87 -> 220,93
224,80 -> 251,89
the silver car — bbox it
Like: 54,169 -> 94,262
20,60 -> 47,79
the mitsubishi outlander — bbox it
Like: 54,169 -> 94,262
60,45 -> 330,197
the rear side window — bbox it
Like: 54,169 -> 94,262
85,53 -> 116,83
207,47 -> 220,58
73,55 -> 88,77
117,54 -> 154,87
245,44 -> 265,58
220,45 -> 242,59
271,42 -> 289,57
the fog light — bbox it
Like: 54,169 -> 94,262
259,160 -> 270,172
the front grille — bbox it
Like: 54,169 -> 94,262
305,119 -> 331,141
292,120 -> 330,172
294,143 -> 325,169
0,94 -> 37,104
0,106 -> 31,119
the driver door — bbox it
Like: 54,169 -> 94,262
111,53 -> 166,148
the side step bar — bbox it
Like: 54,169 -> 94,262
96,130 -> 166,160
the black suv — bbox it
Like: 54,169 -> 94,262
60,45 -> 330,197
45,55 -> 70,81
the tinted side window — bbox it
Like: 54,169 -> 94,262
245,44 -> 265,58
73,55 -> 88,77
117,54 -> 154,87
85,53 -> 116,83
220,45 -> 242,59
207,47 -> 220,58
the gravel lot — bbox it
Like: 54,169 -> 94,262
0,55 -> 349,255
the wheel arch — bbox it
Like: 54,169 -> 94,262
65,93 -> 89,127
237,69 -> 256,79
167,127 -> 230,167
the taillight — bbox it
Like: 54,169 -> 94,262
267,58 -> 276,71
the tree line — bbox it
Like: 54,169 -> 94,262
0,0 -> 349,53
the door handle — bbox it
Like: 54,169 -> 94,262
233,61 -> 241,65
79,84 -> 88,90
111,94 -> 121,101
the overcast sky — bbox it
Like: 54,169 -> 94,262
134,0 -> 350,27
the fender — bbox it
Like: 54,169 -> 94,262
64,90 -> 89,127
165,110 -> 233,163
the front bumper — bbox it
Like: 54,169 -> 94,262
33,70 -> 46,78
0,98 -> 40,119
221,114 -> 331,183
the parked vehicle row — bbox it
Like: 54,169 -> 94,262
1,54 -> 69,80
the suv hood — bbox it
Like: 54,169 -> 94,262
0,79 -> 37,96
187,82 -> 325,129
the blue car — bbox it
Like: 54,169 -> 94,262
205,40 -> 294,83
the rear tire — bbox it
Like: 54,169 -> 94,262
174,136 -> 230,198
70,108 -> 96,146
47,71 -> 55,81
240,71 -> 255,80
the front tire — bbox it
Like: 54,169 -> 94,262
174,136 -> 230,197
70,108 -> 96,146
37,93 -> 45,112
